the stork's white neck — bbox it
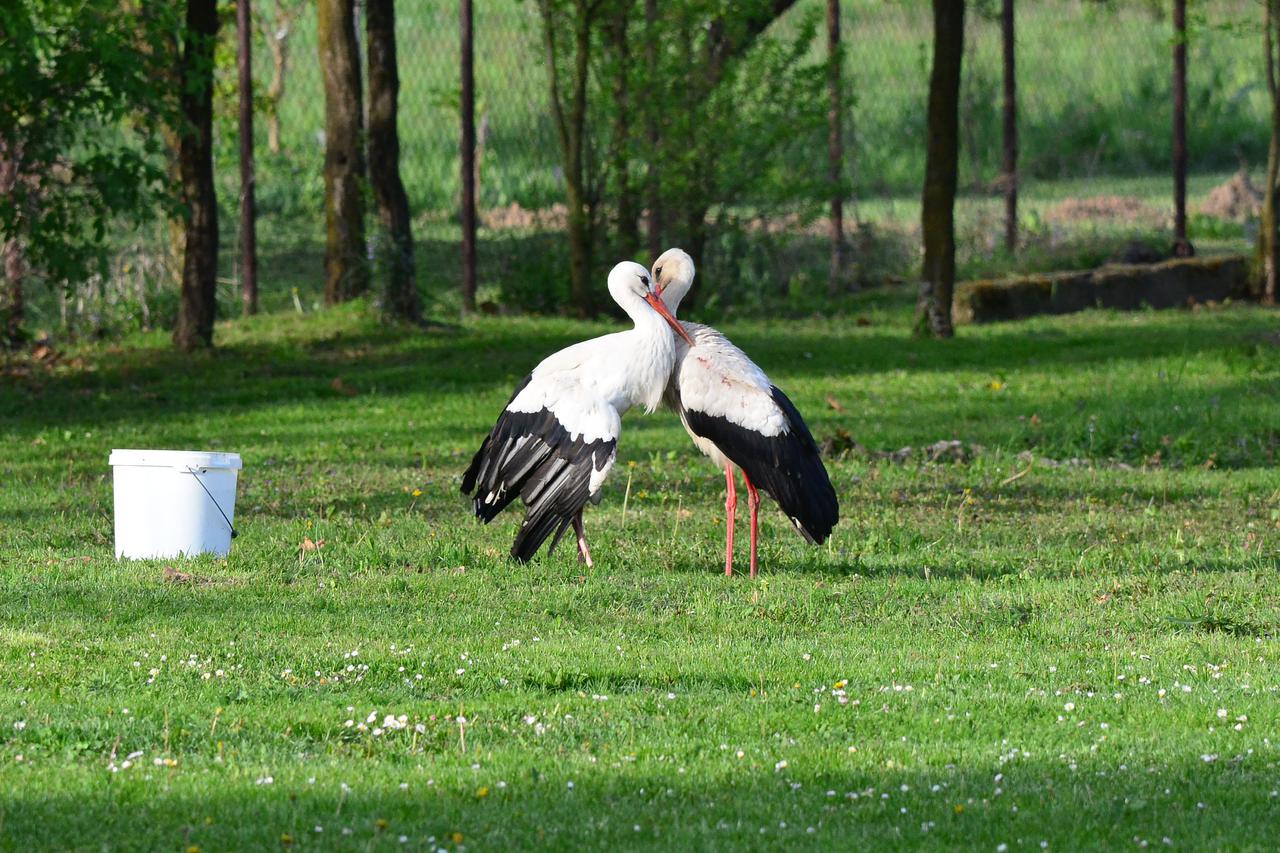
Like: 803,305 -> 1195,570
617,296 -> 677,414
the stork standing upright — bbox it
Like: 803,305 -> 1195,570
653,248 -> 838,577
462,261 -> 693,566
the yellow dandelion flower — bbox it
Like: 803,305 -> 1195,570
375,818 -> 389,831
280,834 -> 294,846
412,489 -> 423,497
187,847 -> 201,853
954,804 -> 964,815
476,786 -> 490,798
451,832 -> 465,843
834,680 -> 847,689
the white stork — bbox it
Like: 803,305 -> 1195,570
462,261 -> 693,566
653,248 -> 838,577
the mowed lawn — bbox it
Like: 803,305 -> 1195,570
2,294 -> 1280,850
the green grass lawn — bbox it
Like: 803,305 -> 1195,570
3,294 -> 1280,850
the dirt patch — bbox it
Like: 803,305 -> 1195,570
1045,195 -> 1157,224
480,203 -> 568,231
1198,170 -> 1262,221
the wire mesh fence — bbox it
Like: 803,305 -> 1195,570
29,0 -> 1269,334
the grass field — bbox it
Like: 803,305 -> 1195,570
3,292 -> 1280,850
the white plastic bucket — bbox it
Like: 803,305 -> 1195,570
109,449 -> 242,559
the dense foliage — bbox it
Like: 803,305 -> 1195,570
0,2 -> 180,303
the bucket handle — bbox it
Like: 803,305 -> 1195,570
184,466 -> 238,539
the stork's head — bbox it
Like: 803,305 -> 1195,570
650,248 -> 695,314
607,260 -> 692,344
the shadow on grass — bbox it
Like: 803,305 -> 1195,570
3,304 -> 1273,431
2,757 -> 1276,849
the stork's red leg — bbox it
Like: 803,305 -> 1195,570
743,473 -> 761,578
724,463 -> 737,576
572,510 -> 594,568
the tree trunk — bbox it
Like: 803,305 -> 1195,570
826,0 -> 845,295
1001,0 -> 1017,253
318,0 -> 368,305
644,0 -> 662,261
1,237 -> 21,349
238,0 -> 258,316
0,141 -> 23,349
916,0 -> 964,339
460,0 -> 477,313
367,0 -> 420,323
1171,0 -> 1193,257
173,0 -> 220,352
608,12 -> 639,254
1264,0 -> 1280,305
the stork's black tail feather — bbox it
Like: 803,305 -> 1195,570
683,385 -> 838,544
462,375 -> 616,562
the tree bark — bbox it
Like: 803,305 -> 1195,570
1172,0 -> 1193,257
608,11 -> 639,254
367,0 -> 420,323
916,0 -> 964,339
1264,0 -> 1280,305
460,0 -> 477,313
173,0 -> 220,352
826,0 -> 845,295
318,0 -> 368,305
1001,0 -> 1017,253
0,141 -> 23,348
238,0 -> 258,316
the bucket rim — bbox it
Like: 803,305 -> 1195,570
109,448 -> 243,470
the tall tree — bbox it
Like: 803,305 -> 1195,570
1171,0 -> 1193,257
0,1 -> 178,348
237,0 -> 258,316
605,7 -> 640,254
460,0 -> 477,313
916,0 -> 964,339
1262,0 -> 1280,305
669,0 -> 798,268
0,144 -> 22,348
537,0 -> 599,315
826,0 -> 845,294
367,0 -> 421,322
318,0 -> 368,305
643,0 -> 662,261
173,0 -> 221,351
1001,0 -> 1017,253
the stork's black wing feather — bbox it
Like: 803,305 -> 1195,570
462,375 -> 616,562
682,385 -> 838,544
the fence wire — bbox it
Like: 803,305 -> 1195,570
39,0 -> 1265,333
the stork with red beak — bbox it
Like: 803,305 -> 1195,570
653,248 -> 838,577
462,261 -> 693,566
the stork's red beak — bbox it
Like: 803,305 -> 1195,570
644,291 -> 693,345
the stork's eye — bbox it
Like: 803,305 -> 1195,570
639,273 -> 651,287
655,265 -> 663,278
